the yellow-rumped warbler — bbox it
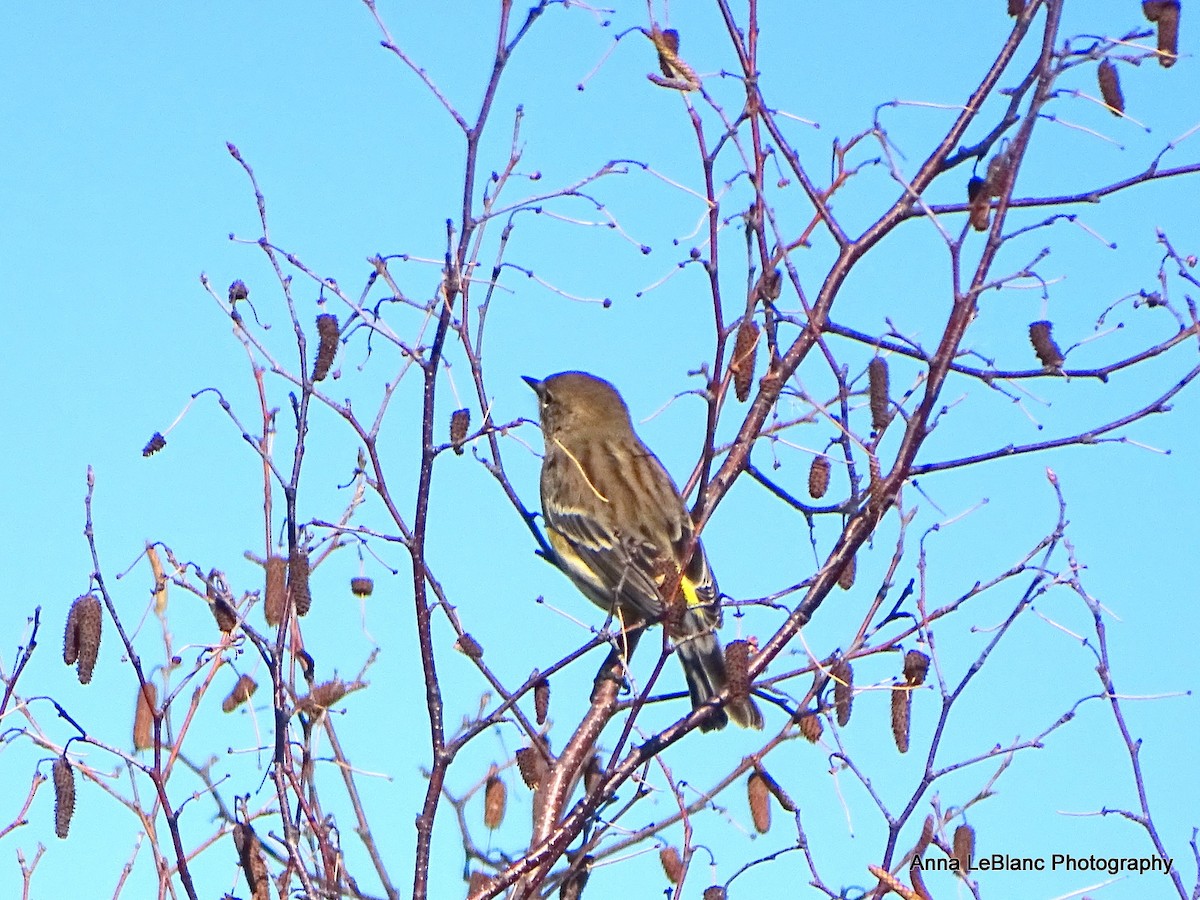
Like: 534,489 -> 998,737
525,371 -> 763,731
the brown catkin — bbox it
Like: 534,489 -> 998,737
730,320 -> 760,402
1144,1 -> 1180,66
747,772 -> 772,833
312,313 -> 339,382
233,822 -> 270,900
288,548 -> 311,616
808,455 -> 831,499
52,756 -> 75,839
904,650 -> 931,686
723,640 -> 753,705
534,677 -> 550,725
142,432 -> 166,457
308,679 -> 347,710
515,746 -> 549,789
868,357 -> 890,431
703,889 -> 728,900
228,280 -> 249,302
967,176 -> 991,231
916,815 -> 935,855
985,150 -> 1012,198
1097,60 -> 1124,115
264,556 -> 287,627
222,675 -> 259,713
450,408 -> 471,455
207,570 -> 237,633
133,682 -> 158,751
483,772 -> 506,829
660,847 -> 684,884
797,712 -> 823,743
467,872 -> 496,897
891,686 -> 911,753
1008,0 -> 1025,15
455,633 -> 484,659
350,576 -> 374,597
838,554 -> 856,591
832,658 -> 854,726
1029,320 -> 1065,368
952,824 -> 976,874
66,595 -> 102,684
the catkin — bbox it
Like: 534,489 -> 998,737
1029,321 -> 1065,368
832,658 -> 854,726
65,594 -> 103,684
287,549 -> 312,617
1143,1 -> 1180,67
515,746 -> 548,789
133,682 -> 158,751
891,686 -> 911,753
904,650 -> 930,686
455,633 -> 484,659
207,570 -> 237,633
264,556 -> 287,627
467,872 -> 496,896
953,824 -> 976,873
1097,60 -> 1124,115
747,772 -> 771,833
730,320 -> 760,403
308,679 -> 347,710
142,432 -> 166,457
312,313 -> 339,382
350,576 -> 374,597
660,847 -> 684,884
703,888 -> 727,900
797,712 -> 823,743
450,408 -> 471,454
723,640 -> 753,705
1008,0 -> 1025,15
534,677 -> 550,725
838,554 -> 856,591
808,456 -> 831,499
53,756 -> 75,839
222,675 -> 259,713
868,357 -> 890,431
483,772 -> 507,829
967,176 -> 991,232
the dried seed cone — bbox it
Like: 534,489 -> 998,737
308,679 -> 347,710
450,408 -> 471,455
1144,2 -> 1181,66
1097,60 -> 1124,115
730,320 -> 760,402
133,682 -> 158,751
312,313 -> 339,382
797,712 -> 824,743
747,772 -> 772,833
483,772 -> 507,830
534,677 -> 550,725
65,594 -> 102,684
809,456 -> 831,499
233,822 -> 270,900
515,747 -> 548,789
703,889 -> 728,900
142,432 -> 166,457
724,640 -> 753,705
891,686 -> 911,753
455,633 -> 484,659
288,548 -> 312,617
953,824 -> 976,874
264,556 -> 287,627
986,150 -> 1012,197
207,571 -> 237,633
222,675 -> 259,713
660,847 -> 684,884
228,280 -> 249,302
53,756 -> 75,839
968,176 -> 991,231
838,554 -> 856,591
467,872 -> 496,896
1029,321 -> 1065,368
904,650 -> 930,686
350,576 -> 374,597
868,357 -> 890,431
1008,0 -> 1025,15
832,658 -> 854,726
917,814 -> 935,854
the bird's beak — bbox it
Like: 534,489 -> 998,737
522,375 -> 545,397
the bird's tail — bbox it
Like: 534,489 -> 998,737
674,611 -> 764,732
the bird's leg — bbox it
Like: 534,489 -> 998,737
590,621 -> 645,702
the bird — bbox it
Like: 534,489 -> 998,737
524,371 -> 763,731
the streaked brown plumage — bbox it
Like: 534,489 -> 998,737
525,371 -> 763,731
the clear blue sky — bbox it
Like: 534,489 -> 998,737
2,3 -> 1197,899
